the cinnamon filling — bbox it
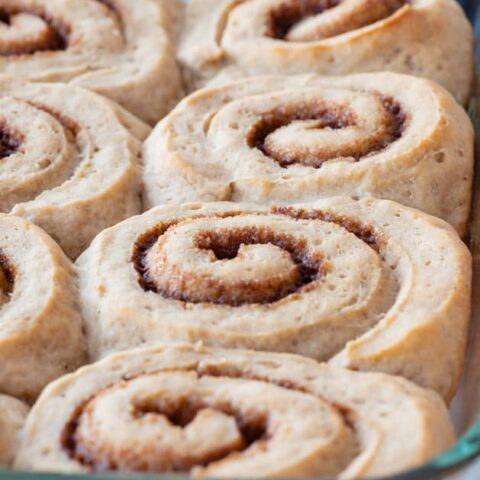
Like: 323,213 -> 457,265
0,250 -> 14,303
268,0 -> 407,41
132,209 -> 382,305
61,371 -> 268,473
272,206 -> 382,252
200,363 -> 357,430
134,398 -> 267,453
268,0 -> 340,39
247,96 -> 405,168
26,101 -> 80,140
0,103 -> 76,160
194,226 -> 322,285
0,123 -> 22,158
96,0 -> 123,30
132,220 -> 183,293
61,368 -> 358,474
132,215 -> 326,306
0,8 -> 69,55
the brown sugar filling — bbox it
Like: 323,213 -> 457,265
0,123 -> 22,158
26,101 -> 80,139
132,220 -> 182,294
268,0 -> 407,41
268,0 -> 341,39
96,0 -> 124,31
0,1 -> 123,56
0,250 -> 14,303
0,8 -> 70,55
247,97 -> 406,168
132,210 -> 382,305
61,368 -> 358,474
272,206 -> 382,252
0,102 -> 77,161
159,226 -> 324,305
61,371 -> 268,473
132,214 -> 326,306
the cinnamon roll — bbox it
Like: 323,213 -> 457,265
0,395 -> 29,468
16,344 -> 455,478
0,214 -> 86,400
143,73 -> 474,236
179,0 -> 473,104
0,76 -> 150,259
76,198 -> 471,401
0,0 -> 183,125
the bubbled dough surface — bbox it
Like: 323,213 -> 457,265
143,72 -> 473,236
76,197 -> 471,401
179,0 -> 473,105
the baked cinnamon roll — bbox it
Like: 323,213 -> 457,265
16,344 -> 455,478
0,214 -> 86,400
0,76 -> 150,259
0,0 -> 183,125
143,73 -> 474,236
0,395 -> 28,468
179,0 -> 473,104
77,198 -> 471,401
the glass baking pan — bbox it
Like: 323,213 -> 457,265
1,2 -> 480,480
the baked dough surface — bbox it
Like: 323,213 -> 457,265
77,197 -> 471,401
16,343 -> 455,478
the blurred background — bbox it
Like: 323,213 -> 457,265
459,0 -> 477,23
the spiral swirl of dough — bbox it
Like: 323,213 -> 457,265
0,214 -> 86,400
16,344 -> 455,478
143,73 -> 473,235
0,75 -> 150,259
179,0 -> 473,104
77,197 -> 471,401
0,0 -> 183,124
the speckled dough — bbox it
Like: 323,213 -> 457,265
76,198 -> 471,401
0,395 -> 29,468
179,0 -> 473,104
143,73 -> 474,236
0,214 -> 86,400
0,76 -> 151,259
0,0 -> 183,125
16,344 -> 455,478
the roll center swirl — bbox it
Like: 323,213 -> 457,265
61,372 -> 270,473
246,96 -> 405,168
131,210 -> 390,314
0,7 -> 69,56
268,0 -> 340,39
135,216 -> 325,306
61,369 -> 358,475
268,0 -> 407,42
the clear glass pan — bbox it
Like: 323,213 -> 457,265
1,2 -> 480,479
